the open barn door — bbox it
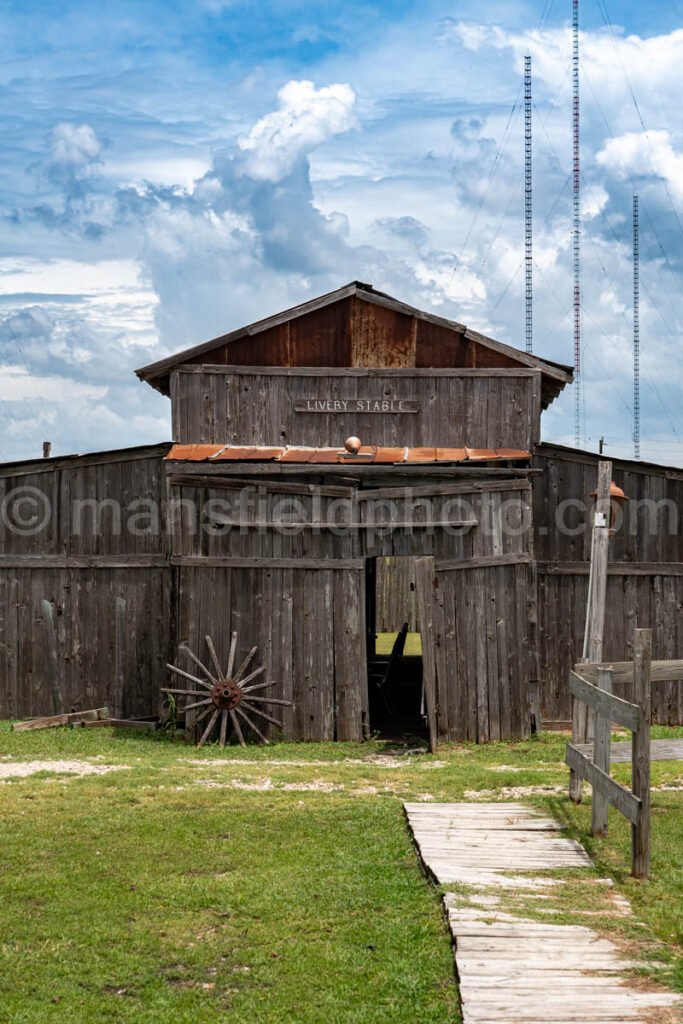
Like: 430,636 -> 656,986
414,556 -> 439,751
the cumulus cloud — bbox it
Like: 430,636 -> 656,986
45,123 -> 103,186
237,80 -> 357,182
597,130 -> 683,202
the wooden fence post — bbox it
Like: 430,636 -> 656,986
631,628 -> 652,879
591,666 -> 613,837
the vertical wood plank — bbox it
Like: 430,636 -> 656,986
40,598 -> 63,714
591,666 -> 613,837
414,556 -> 438,751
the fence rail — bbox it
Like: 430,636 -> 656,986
565,628 -> 652,879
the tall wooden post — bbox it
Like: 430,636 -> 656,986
631,628 -> 652,879
570,460 -> 612,803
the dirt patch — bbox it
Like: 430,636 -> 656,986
196,777 -> 345,793
185,756 -> 420,769
0,760 -> 130,782
464,783 -> 565,799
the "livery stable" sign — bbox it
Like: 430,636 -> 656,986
294,398 -> 420,414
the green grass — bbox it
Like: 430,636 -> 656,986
0,725 -> 682,1022
375,632 -> 422,655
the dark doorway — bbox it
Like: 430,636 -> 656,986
365,557 -> 427,740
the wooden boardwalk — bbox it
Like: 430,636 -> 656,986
404,802 -> 592,887
574,737 -> 683,764
405,802 -> 682,1023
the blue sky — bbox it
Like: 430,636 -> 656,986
2,0 -> 683,465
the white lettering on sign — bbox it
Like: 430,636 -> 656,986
294,399 -> 420,414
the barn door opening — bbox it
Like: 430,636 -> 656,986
365,557 -> 427,742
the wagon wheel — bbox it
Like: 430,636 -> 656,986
161,632 -> 291,748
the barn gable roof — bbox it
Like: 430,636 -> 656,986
136,281 -> 573,407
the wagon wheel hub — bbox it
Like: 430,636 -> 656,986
211,679 -> 243,710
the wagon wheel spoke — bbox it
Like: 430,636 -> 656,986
241,678 -> 276,694
239,665 -> 265,688
235,705 -> 270,745
179,645 -> 218,684
246,696 -> 291,706
225,631 -> 238,679
166,664 -> 213,691
205,634 -> 224,681
182,697 -> 213,712
229,708 -> 246,747
161,688 -> 207,698
219,709 -> 228,748
193,703 -> 216,729
241,702 -> 283,730
233,646 -> 258,683
198,708 -> 221,747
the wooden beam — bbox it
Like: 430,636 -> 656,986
436,554 -> 531,572
579,660 -> 683,685
565,744 -> 641,825
538,562 -> 683,577
170,556 -> 365,569
172,365 -> 542,378
12,708 -> 109,732
569,671 -> 639,731
0,556 -> 169,569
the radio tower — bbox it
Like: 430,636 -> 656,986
572,0 -> 581,447
633,195 -> 641,460
524,55 -> 533,353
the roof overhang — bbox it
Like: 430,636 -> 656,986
165,443 -> 531,466
136,282 -> 573,404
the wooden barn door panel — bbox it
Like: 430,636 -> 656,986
415,556 -> 439,751
417,558 -> 532,745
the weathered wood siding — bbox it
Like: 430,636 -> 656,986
170,367 -> 542,451
376,558 -> 420,632
168,474 -> 535,742
176,565 -> 367,742
429,561 -> 532,743
0,568 -> 171,720
533,444 -> 683,723
0,446 -> 172,719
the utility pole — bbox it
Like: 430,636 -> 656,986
525,54 -> 533,354
573,0 -> 582,448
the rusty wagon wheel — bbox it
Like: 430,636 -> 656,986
161,633 -> 291,747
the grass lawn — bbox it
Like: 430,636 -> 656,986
0,724 -> 682,1022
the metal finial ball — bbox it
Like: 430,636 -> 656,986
344,436 -> 362,454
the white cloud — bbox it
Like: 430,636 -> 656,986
412,257 -> 486,306
0,365 -> 107,402
237,80 -> 357,182
596,129 -> 683,202
46,123 -> 103,183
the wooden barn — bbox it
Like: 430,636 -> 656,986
1,282 -> 681,745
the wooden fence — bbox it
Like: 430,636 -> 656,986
565,629 -> 652,879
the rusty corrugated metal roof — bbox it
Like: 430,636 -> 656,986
165,444 -> 530,465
